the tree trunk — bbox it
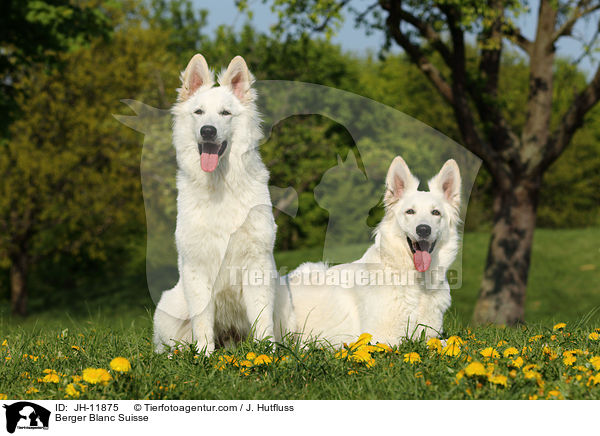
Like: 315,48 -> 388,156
10,251 -> 29,317
473,175 -> 541,325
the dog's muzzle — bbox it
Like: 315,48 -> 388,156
198,141 -> 227,172
407,237 -> 437,272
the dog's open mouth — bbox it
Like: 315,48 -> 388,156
198,141 -> 227,172
407,237 -> 437,272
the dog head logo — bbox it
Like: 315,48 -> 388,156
3,402 -> 50,433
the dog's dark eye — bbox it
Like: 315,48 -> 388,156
220,110 -> 231,116
406,209 -> 415,215
431,209 -> 441,216
194,109 -> 204,115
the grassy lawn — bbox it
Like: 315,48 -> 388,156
0,227 -> 598,400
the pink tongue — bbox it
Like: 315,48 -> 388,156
201,153 -> 219,172
413,251 -> 432,272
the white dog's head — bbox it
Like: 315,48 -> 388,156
383,156 -> 461,272
171,54 -> 257,174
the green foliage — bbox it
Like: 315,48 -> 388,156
0,0 -> 113,133
0,15 -> 178,270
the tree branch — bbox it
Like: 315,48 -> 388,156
313,0 -> 352,32
552,1 -> 600,44
473,1 -> 520,156
502,24 -> 534,55
381,2 -> 455,105
394,8 -> 453,66
544,63 -> 600,169
440,3 -> 506,179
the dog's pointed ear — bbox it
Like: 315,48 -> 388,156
384,156 -> 419,206
219,56 -> 255,103
179,54 -> 213,101
429,159 -> 461,210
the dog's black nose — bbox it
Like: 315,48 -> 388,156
416,224 -> 431,238
200,125 -> 217,140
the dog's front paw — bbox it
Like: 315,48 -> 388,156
194,341 -> 215,356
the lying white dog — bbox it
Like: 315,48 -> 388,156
277,156 -> 462,346
153,54 -> 288,354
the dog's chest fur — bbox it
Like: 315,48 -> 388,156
175,157 -> 275,341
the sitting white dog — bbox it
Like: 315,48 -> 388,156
153,54 -> 289,354
277,156 -> 462,346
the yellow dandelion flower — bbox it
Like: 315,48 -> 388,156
426,338 -> 442,353
550,334 -> 557,341
547,390 -> 563,399
238,360 -> 253,368
488,374 -> 508,387
441,343 -> 461,357
71,375 -> 82,383
523,363 -> 539,372
553,323 -> 566,331
42,373 -> 59,383
403,352 -> 421,364
464,362 -> 487,377
350,348 -> 373,363
0,394 -> 6,400
82,368 -> 112,385
349,333 -> 372,349
347,370 -> 357,375
222,355 -> 237,364
503,347 -> 519,358
71,345 -> 82,351
214,362 -> 227,371
245,352 -> 257,361
65,384 -> 80,398
497,340 -> 507,347
455,370 -> 465,383
41,370 -> 59,383
334,349 -> 348,359
528,395 -> 538,400
110,357 -> 131,373
253,354 -> 273,365
587,373 -> 600,387
373,343 -> 392,353
1,340 -> 7,347
509,369 -> 517,378
25,387 -> 38,394
589,332 -> 600,341
446,336 -> 464,346
563,355 -> 577,366
589,356 -> 600,370
528,335 -> 543,342
480,347 -> 500,359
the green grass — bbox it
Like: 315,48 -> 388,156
0,227 -> 598,399
1,320 -> 599,399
